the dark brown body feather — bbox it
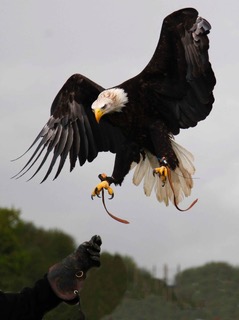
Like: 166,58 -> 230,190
14,8 -> 216,187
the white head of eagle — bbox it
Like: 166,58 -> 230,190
91,88 -> 128,123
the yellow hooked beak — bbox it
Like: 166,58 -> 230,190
93,108 -> 104,123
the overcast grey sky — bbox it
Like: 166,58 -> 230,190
1,0 -> 238,279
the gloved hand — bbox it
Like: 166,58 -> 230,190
47,235 -> 102,300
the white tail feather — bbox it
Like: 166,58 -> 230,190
131,140 -> 195,206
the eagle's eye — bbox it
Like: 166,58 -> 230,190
101,104 -> 107,110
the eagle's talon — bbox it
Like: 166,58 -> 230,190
91,180 -> 114,199
91,193 -> 100,200
107,186 -> 114,199
91,187 -> 101,199
109,194 -> 114,200
153,166 -> 168,187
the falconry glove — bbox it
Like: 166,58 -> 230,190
47,235 -> 102,301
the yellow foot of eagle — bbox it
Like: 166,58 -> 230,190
153,157 -> 198,212
91,173 -> 129,224
153,157 -> 169,187
153,166 -> 168,187
91,174 -> 114,199
91,180 -> 114,199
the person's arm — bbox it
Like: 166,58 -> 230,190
0,235 -> 102,320
0,276 -> 62,320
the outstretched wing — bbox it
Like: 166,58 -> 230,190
14,74 -> 124,182
120,8 -> 216,135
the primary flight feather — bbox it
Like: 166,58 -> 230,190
14,8 -> 216,213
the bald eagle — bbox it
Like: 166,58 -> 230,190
14,8 -> 215,216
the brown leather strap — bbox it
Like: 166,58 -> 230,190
101,189 -> 130,224
167,167 -> 198,212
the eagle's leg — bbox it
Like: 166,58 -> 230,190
91,174 -> 115,199
91,143 -> 140,199
150,120 -> 179,187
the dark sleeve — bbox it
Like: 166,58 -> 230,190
0,275 -> 78,320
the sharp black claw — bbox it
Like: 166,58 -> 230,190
93,187 -> 101,198
109,194 -> 114,200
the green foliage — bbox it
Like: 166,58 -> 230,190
102,262 -> 239,320
0,207 -> 31,289
175,262 -> 239,319
0,207 -> 76,289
